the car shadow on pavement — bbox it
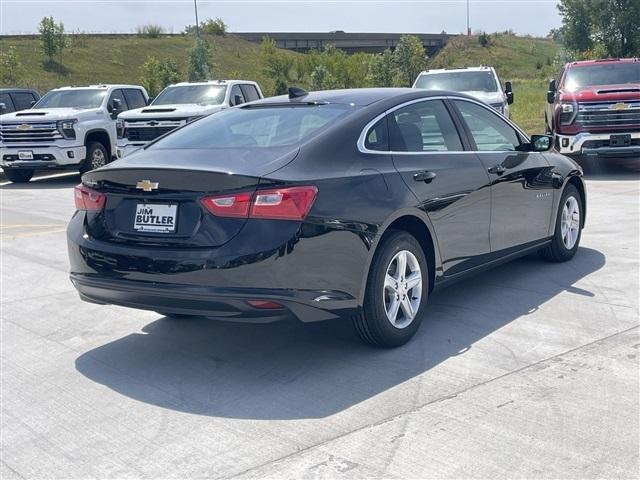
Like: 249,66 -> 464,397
0,172 -> 80,189
579,157 -> 640,181
75,246 -> 606,420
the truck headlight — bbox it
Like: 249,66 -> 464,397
116,119 -> 125,139
57,119 -> 77,139
559,103 -> 577,125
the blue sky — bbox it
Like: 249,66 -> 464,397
1,0 -> 561,36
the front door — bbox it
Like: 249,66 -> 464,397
388,99 -> 492,276
451,99 -> 555,253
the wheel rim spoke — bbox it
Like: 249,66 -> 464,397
405,272 -> 421,291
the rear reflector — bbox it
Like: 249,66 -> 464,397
74,184 -> 106,211
201,186 -> 318,221
247,300 -> 285,310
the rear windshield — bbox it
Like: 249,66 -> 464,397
34,89 -> 107,109
564,63 -> 640,90
152,85 -> 227,106
415,71 -> 498,92
149,104 -> 353,149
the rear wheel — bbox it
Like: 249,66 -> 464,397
4,169 -> 34,183
540,183 -> 583,262
352,231 -> 429,348
80,142 -> 109,174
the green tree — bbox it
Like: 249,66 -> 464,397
187,38 -> 213,81
158,60 -> 181,89
368,48 -> 396,87
38,16 -> 66,63
201,18 -> 227,36
138,56 -> 161,97
557,0 -> 639,57
310,64 -> 338,90
261,36 -> 293,81
0,45 -> 20,82
393,35 -> 428,86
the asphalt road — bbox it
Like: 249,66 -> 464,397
1,160 -> 639,479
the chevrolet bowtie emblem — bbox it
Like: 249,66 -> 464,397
611,103 -> 630,110
17,123 -> 32,131
136,180 -> 159,192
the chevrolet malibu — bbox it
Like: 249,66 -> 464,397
67,88 -> 586,347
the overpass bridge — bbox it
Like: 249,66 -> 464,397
234,32 -> 455,55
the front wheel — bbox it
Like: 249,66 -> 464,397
80,142 -> 109,174
352,231 -> 429,348
4,169 -> 34,183
540,183 -> 583,262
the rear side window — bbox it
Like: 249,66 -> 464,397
124,89 -> 147,109
150,104 -> 353,149
364,118 -> 389,151
0,93 -> 15,113
11,92 -> 37,111
240,84 -> 261,102
454,100 -> 522,151
389,100 -> 462,152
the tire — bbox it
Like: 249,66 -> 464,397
80,142 -> 109,174
352,230 -> 429,348
4,169 -> 34,183
540,183 -> 583,262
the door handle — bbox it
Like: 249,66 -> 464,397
413,171 -> 437,183
487,164 -> 506,175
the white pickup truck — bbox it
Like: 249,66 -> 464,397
116,80 -> 263,157
0,84 -> 148,183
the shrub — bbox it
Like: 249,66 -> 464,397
478,32 -> 491,48
136,24 -> 164,38
0,46 -> 20,82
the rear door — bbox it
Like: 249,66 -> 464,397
451,99 -> 554,253
388,98 -> 491,276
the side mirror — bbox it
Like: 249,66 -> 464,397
30,100 -> 36,107
112,98 -> 123,111
504,81 -> 514,105
0,102 -> 6,113
530,134 -> 553,152
547,79 -> 556,104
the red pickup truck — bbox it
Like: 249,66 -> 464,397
545,58 -> 640,159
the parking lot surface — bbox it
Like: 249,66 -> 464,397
1,163 -> 639,479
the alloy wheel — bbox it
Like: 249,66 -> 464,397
560,195 -> 580,249
91,148 -> 107,169
383,250 -> 422,329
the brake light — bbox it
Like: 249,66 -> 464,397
74,184 -> 106,211
201,186 -> 318,221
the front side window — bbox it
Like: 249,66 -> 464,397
454,100 -> 522,151
34,89 -> 107,109
0,93 -> 15,112
229,85 -> 246,106
415,71 -> 498,93
388,100 -> 462,152
11,92 -> 37,111
149,104 -> 353,150
152,85 -> 227,106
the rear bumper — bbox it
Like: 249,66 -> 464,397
0,144 -> 86,168
556,131 -> 640,157
70,274 -> 356,323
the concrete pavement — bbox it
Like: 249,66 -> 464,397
1,162 -> 638,479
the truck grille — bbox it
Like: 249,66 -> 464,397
0,121 -> 63,143
124,119 -> 186,142
577,101 -> 640,130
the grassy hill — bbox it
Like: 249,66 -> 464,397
0,33 -> 300,96
427,33 -> 562,133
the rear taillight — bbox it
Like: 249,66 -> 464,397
74,184 -> 106,211
201,186 -> 318,221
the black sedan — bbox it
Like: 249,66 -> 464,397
67,88 -> 586,347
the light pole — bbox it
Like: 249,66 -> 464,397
194,0 -> 200,37
467,0 -> 470,36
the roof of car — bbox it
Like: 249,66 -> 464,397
247,87 -> 472,107
169,80 -> 258,87
52,84 -> 145,91
569,58 -> 639,67
0,88 -> 39,94
417,66 -> 495,75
